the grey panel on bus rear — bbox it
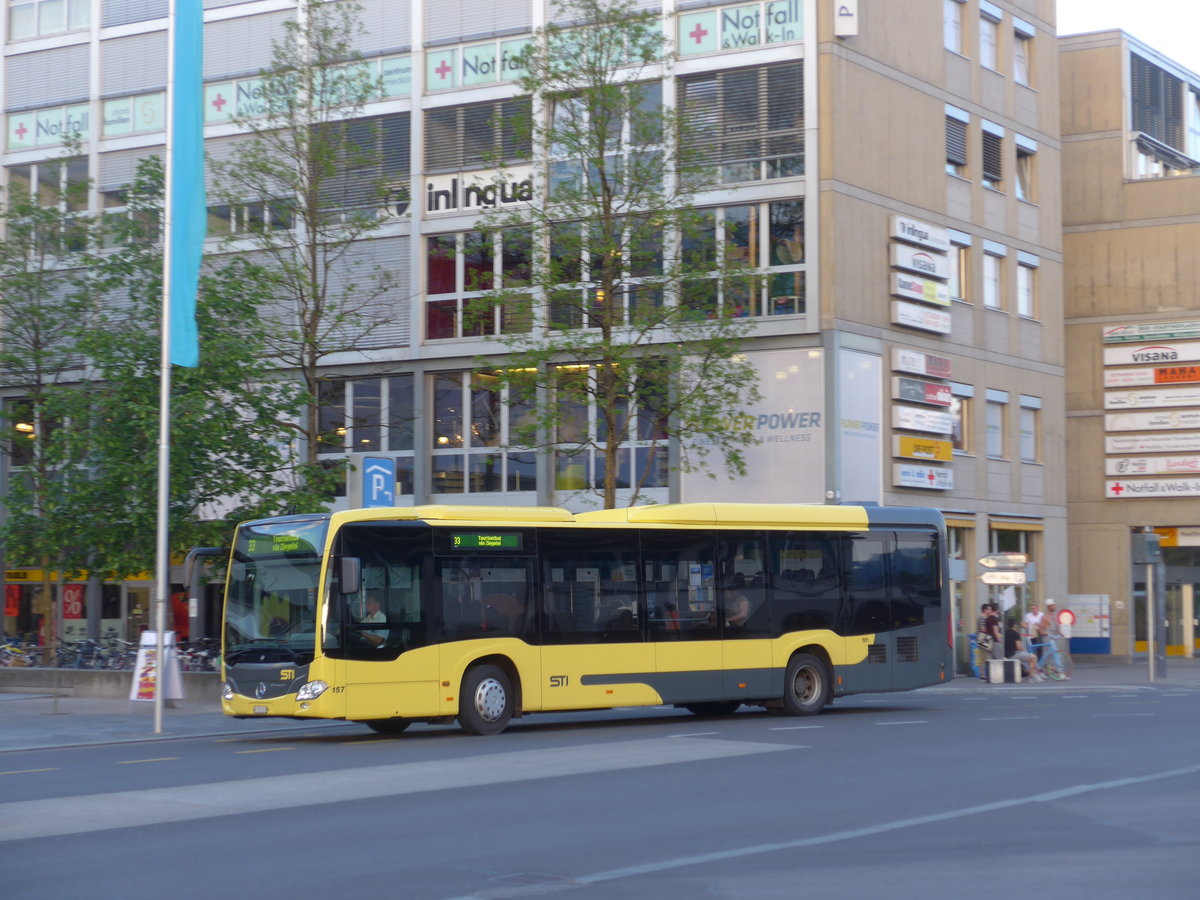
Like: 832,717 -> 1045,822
863,507 -> 946,530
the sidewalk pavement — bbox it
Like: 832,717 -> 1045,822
1,658 -> 1198,754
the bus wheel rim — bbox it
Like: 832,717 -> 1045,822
793,667 -> 818,703
474,677 -> 507,722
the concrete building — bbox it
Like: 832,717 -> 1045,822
1061,29 -> 1200,660
2,0 -> 1067,657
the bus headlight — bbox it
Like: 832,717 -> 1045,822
296,680 -> 328,701
222,681 -> 234,701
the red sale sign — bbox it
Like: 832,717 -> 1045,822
63,584 -> 85,619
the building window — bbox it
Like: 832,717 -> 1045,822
1013,22 -> 1034,86
983,249 -> 1003,309
948,232 -> 972,303
1131,55 -> 1184,152
1015,136 -> 1036,201
206,200 -> 293,237
944,0 -> 964,53
8,0 -> 88,40
679,61 -> 804,185
548,81 -> 662,199
424,98 -> 532,173
979,4 -> 1001,71
426,229 -> 533,339
981,124 -> 1004,189
430,371 -> 537,494
985,390 -> 1008,459
1189,89 -> 1200,160
1019,396 -> 1040,463
1016,254 -> 1038,318
5,159 -> 91,251
949,384 -> 973,454
550,364 -> 669,494
945,110 -> 968,176
319,113 -> 411,221
318,375 -> 416,495
682,201 -> 806,318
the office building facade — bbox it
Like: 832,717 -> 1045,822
2,0 -> 1066,657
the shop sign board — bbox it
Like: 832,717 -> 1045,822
1103,321 -> 1200,343
891,348 -> 952,379
1103,341 -> 1200,366
892,376 -> 952,407
890,244 -> 949,280
891,273 -> 951,307
893,405 -> 954,434
1106,478 -> 1200,498
1106,456 -> 1200,476
1106,409 -> 1200,432
1103,365 -> 1200,387
889,215 -> 951,253
893,435 -> 953,461
893,463 -> 953,490
891,301 -> 952,335
1106,432 -> 1200,453
1104,385 -> 1200,409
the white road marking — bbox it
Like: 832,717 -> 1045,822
0,736 -> 796,842
443,763 -> 1200,899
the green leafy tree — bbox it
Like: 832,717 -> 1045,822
474,0 -> 761,509
209,0 -> 406,482
62,157 -> 327,576
0,155 -> 93,656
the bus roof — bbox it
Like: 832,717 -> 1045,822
321,503 -> 944,531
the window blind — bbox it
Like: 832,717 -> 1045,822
679,61 -> 804,173
424,98 -> 532,172
946,117 -> 967,167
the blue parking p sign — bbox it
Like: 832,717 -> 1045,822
363,457 -> 396,507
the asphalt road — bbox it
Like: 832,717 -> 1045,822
1,685 -> 1197,899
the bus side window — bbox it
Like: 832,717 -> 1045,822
718,532 -> 770,637
770,532 -> 842,635
539,528 -> 642,645
894,532 -> 940,628
846,532 -> 892,635
641,530 -> 718,641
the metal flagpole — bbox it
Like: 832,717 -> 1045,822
154,0 -> 180,735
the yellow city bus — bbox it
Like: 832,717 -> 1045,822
221,503 -> 952,735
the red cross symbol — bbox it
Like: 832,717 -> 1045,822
927,469 -> 937,485
211,93 -> 227,112
15,122 -> 28,139
689,23 -> 709,44
435,59 -> 452,80
1110,482 -> 1125,495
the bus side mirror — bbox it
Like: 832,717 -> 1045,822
339,557 -> 362,595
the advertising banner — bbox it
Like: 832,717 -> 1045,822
130,631 -> 184,702
1104,385 -> 1200,409
839,348 -> 881,505
681,348 -> 825,503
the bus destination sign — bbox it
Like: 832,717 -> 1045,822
452,533 -> 522,549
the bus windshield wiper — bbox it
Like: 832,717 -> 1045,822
225,640 -> 298,663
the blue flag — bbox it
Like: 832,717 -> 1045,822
168,0 -> 204,367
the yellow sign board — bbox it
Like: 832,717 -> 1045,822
893,435 -> 953,462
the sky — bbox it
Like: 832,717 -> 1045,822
1057,0 -> 1200,74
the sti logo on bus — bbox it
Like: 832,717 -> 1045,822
549,675 -> 568,687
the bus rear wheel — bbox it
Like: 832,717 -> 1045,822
459,664 -> 514,736
782,653 -> 830,716
364,718 -> 411,735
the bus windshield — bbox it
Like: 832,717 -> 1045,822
224,516 -> 329,665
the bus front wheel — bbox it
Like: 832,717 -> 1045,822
459,664 -> 514,735
782,653 -> 830,716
